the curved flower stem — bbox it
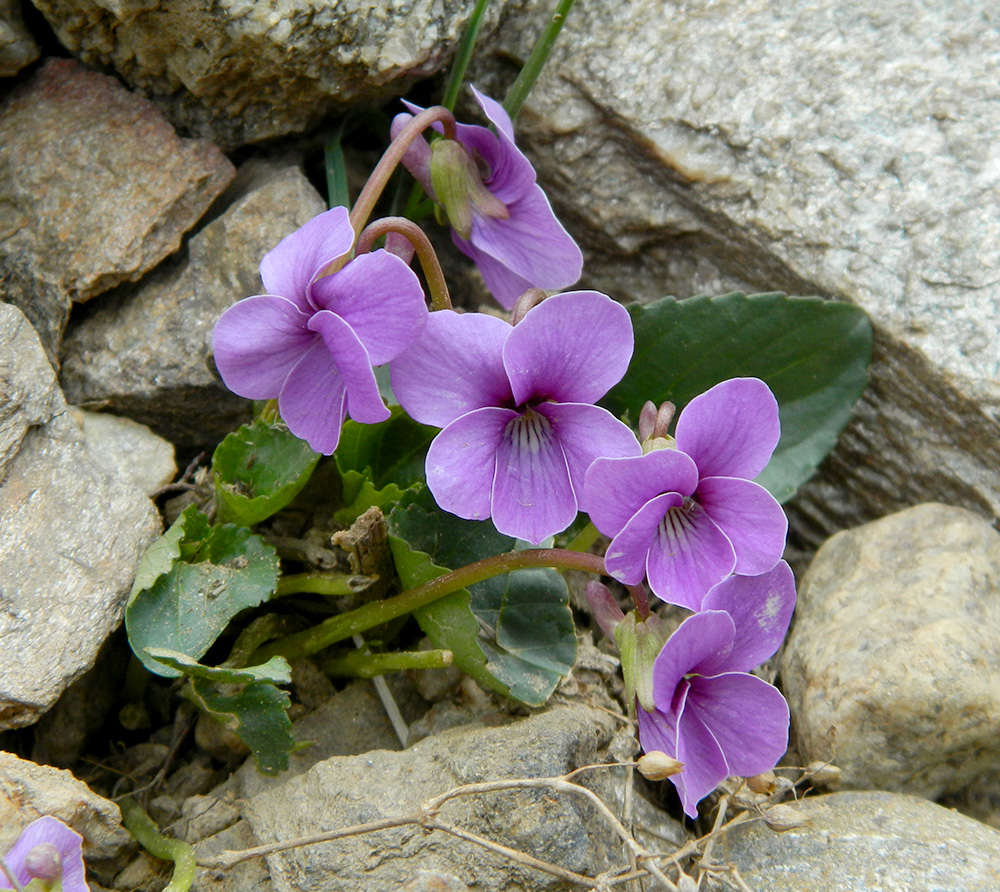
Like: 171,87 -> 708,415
356,217 -> 452,310
255,548 -> 611,664
345,107 -> 458,245
503,0 -> 577,120
0,855 -> 24,892
320,647 -> 453,679
120,796 -> 197,892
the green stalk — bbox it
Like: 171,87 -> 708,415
324,120 -> 351,209
442,0 -> 493,111
275,572 -> 376,598
321,647 -> 453,679
564,520 -> 601,553
254,548 -> 607,663
503,0 -> 577,120
120,797 -> 196,892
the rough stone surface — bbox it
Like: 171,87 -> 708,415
0,58 -> 234,358
474,0 -> 1000,548
0,409 -> 161,729
60,163 -> 326,453
71,408 -> 177,497
782,503 -> 1000,798
0,751 -> 132,867
720,791 -> 1000,891
32,0 -> 522,148
0,0 -> 38,76
0,302 -> 63,484
242,707 -> 629,891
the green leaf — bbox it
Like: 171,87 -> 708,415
145,648 -> 292,686
185,675 -> 294,776
604,293 -> 873,502
128,508 -> 195,606
126,510 -> 280,677
212,418 -> 320,527
387,493 -> 576,706
335,407 -> 437,491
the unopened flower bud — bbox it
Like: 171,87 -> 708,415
25,842 -> 63,885
585,581 -> 625,640
637,751 -> 684,781
746,770 -> 778,795
763,803 -> 810,832
430,139 -> 508,240
805,761 -> 842,785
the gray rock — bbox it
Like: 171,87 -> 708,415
0,751 -> 132,870
0,0 -> 38,76
0,302 -> 63,484
60,164 -> 326,453
719,790 -> 1000,891
241,706 -> 626,891
473,0 -> 1000,547
71,408 -> 177,497
32,0 -> 521,149
0,58 -> 234,358
0,410 -> 160,728
781,503 -> 1000,798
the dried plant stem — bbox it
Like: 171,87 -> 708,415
200,764 -> 677,890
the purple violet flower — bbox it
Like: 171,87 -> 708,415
1,816 -> 89,891
583,378 -> 788,610
390,291 -> 640,543
212,206 -> 428,454
391,87 -> 583,309
637,562 -> 796,818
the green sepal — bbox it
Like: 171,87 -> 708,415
616,612 -> 668,712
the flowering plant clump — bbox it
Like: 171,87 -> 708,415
126,13 -> 872,839
0,816 -> 88,892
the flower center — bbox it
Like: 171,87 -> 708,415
504,407 -> 552,455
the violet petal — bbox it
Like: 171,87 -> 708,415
700,562 -> 797,672
466,186 -> 583,296
309,250 -> 427,365
277,338 -> 348,455
259,206 -> 354,309
212,296 -> 313,400
645,504 -> 737,610
605,492 -> 683,585
674,378 -> 780,480
467,86 -> 537,202
451,234 -> 536,309
651,610 -> 736,706
491,409 -> 577,543
425,407 -> 515,522
391,310 -> 513,427
673,686 -> 731,818
585,450 -> 699,538
636,698 -> 680,760
308,311 -> 388,425
2,816 -> 87,892
685,672 -> 790,777
536,402 -> 640,510
503,290 -> 633,405
697,476 -> 788,575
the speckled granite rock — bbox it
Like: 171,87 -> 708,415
0,58 -> 234,359
59,163 -> 326,453
32,0 -> 523,148
0,0 -> 38,76
720,791 -> 1000,891
782,503 -> 1000,798
473,0 -> 1000,547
